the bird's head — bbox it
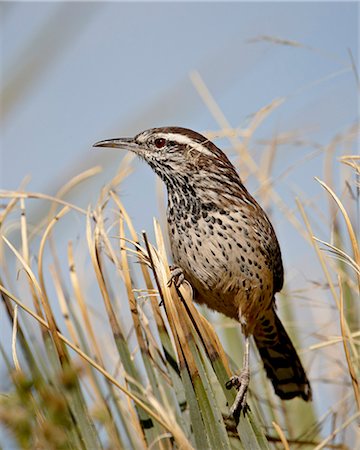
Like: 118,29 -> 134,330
93,127 -> 240,189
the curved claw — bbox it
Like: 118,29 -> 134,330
167,266 -> 185,288
226,369 -> 250,418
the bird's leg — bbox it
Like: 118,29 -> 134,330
167,265 -> 185,288
226,336 -> 250,417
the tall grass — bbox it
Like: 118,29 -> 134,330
0,110 -> 359,448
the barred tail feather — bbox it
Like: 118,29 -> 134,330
254,309 -> 312,401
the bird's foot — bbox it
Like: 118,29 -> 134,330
167,266 -> 185,288
226,369 -> 250,418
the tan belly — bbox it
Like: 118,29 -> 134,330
186,269 -> 273,334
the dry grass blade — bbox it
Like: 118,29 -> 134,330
119,215 -> 147,353
271,421 -> 291,450
296,200 -> 340,304
339,276 -> 360,412
340,155 -> 360,173
314,238 -> 360,276
11,305 -> 20,372
315,177 -> 360,282
0,177 -> 30,227
145,229 -> 197,380
86,208 -> 123,337
48,166 -> 102,218
67,241 -> 104,363
49,264 -> 80,349
38,206 -> 71,362
190,70 -> 284,175
247,35 -> 304,47
0,190 -> 87,215
2,235 -> 47,317
111,193 -> 166,333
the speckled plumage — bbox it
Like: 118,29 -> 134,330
167,191 -> 277,327
94,126 -> 312,411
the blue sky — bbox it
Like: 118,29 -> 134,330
1,2 -> 359,443
2,2 -> 357,194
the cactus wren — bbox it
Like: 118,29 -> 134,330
94,127 -> 312,417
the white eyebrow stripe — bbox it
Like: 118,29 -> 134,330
157,133 -> 214,157
137,130 -> 152,142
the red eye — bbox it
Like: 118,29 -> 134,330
154,138 -> 166,148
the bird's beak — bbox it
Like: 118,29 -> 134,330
93,137 -> 140,152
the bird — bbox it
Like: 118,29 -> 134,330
94,127 -> 312,417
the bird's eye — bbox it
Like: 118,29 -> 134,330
154,138 -> 166,149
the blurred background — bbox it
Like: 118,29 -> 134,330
1,1 -> 359,447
